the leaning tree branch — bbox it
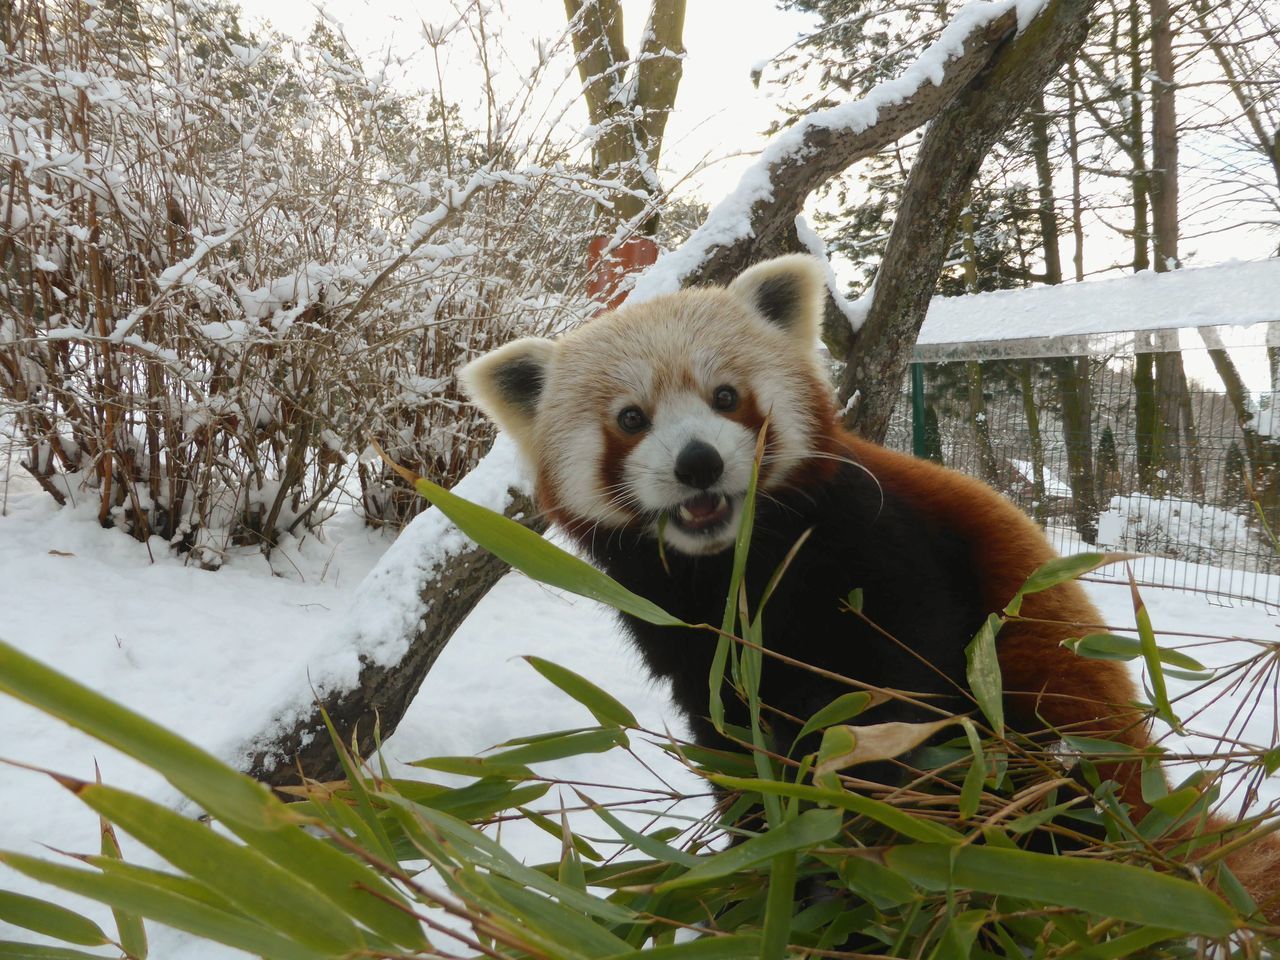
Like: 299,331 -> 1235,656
629,3 -> 1021,309
244,451 -> 545,787
245,0 -> 1093,787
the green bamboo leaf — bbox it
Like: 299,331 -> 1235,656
793,692 -> 874,748
316,708 -> 397,863
882,844 -> 1237,936
419,779 -> 551,820
1127,572 -> 1182,733
0,639 -> 278,831
1005,553 -> 1133,616
487,726 -> 625,765
524,657 -> 638,727
408,755 -> 535,779
958,719 -> 986,820
520,806 -> 604,862
1072,926 -> 1181,959
64,781 -> 365,954
837,856 -> 918,909
99,816 -> 147,959
381,798 -> 633,924
0,891 -> 109,947
0,853 -> 328,960
709,422 -> 768,732
0,638 -> 427,950
583,795 -> 699,868
656,808 -> 843,891
760,850 -> 798,960
0,945 -> 120,960
964,613 -> 1005,737
0,638 -> 435,952
601,935 -> 762,959
711,775 -> 962,844
1062,633 -> 1208,673
487,875 -> 632,957
556,808 -> 587,893
80,855 -> 240,914
410,475 -> 684,626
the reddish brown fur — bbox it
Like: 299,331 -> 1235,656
840,431 -> 1279,922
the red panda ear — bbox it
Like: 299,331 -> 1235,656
459,337 -> 556,451
728,254 -> 826,341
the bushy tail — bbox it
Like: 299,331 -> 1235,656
1221,827 -> 1280,923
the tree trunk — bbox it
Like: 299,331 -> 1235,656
565,0 -> 686,234
1057,356 -> 1098,543
838,0 -> 1097,443
1019,362 -> 1048,525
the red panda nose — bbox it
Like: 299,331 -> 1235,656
674,441 -> 724,490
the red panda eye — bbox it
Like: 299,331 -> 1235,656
617,406 -> 649,434
712,385 -> 738,412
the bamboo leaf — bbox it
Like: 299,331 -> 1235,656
882,843 -> 1237,936
958,719 -> 986,820
408,755 -> 535,780
0,639 -> 430,951
711,776 -> 962,844
815,718 -> 960,781
793,692 -> 876,748
524,656 -> 638,727
838,856 -> 918,909
0,891 -> 110,947
0,945 -> 123,960
1062,633 -> 1208,673
583,795 -> 699,868
964,613 -> 1004,737
0,853 -> 329,960
760,851 -> 798,960
1127,570 -> 1182,733
381,798 -> 634,924
486,726 -> 626,765
1005,553 -> 1133,616
400,466 -> 684,627
487,875 -> 632,957
99,816 -> 148,959
59,780 -> 366,954
601,935 -> 762,959
655,808 -> 843,891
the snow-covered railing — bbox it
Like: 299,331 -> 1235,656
913,259 -> 1280,362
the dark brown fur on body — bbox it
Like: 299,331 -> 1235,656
461,254 -> 1280,923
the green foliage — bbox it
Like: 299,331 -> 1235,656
2,480 -> 1277,957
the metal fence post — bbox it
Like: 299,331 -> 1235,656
911,362 -> 926,458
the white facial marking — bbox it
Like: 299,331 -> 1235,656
622,394 -> 757,556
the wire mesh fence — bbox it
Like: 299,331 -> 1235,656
882,350 -> 1280,607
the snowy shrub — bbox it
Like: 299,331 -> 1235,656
0,1 -> 626,561
1096,493 -> 1268,568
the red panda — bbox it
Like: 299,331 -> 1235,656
461,254 -> 1278,920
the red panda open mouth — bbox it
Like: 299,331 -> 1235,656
670,492 -> 732,533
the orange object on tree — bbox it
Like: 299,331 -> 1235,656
587,236 -> 659,312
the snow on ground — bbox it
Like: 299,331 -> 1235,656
0,476 -> 1277,954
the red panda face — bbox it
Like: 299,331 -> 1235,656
461,255 -> 837,557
